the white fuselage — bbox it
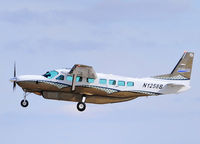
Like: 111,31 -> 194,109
16,69 -> 190,97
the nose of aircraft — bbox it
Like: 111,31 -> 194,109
10,75 -> 46,84
16,75 -> 46,81
10,77 -> 18,90
10,75 -> 48,91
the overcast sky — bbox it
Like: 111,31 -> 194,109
0,0 -> 200,144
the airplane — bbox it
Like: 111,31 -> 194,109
10,52 -> 194,112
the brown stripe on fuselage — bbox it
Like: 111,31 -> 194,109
17,81 -> 150,104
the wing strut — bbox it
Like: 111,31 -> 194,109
71,73 -> 77,91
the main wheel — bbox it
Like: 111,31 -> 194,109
77,102 -> 86,112
21,100 -> 29,107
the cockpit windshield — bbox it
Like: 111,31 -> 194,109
43,70 -> 59,79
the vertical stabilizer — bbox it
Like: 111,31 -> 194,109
154,52 -> 194,80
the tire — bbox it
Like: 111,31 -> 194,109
77,102 -> 86,112
21,100 -> 29,107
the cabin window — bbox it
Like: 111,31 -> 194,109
56,75 -> 64,80
99,79 -> 107,85
87,78 -> 94,83
76,76 -> 82,82
127,81 -> 134,86
118,81 -> 125,86
67,75 -> 82,82
43,70 -> 59,79
66,75 -> 73,81
109,80 -> 116,85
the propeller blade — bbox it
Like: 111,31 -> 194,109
14,62 -> 16,77
13,81 -> 16,91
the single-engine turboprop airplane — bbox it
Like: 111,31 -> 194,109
10,52 -> 194,112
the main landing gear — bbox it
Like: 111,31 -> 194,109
21,92 -> 29,108
77,96 -> 86,112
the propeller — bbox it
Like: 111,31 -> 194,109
12,62 -> 17,91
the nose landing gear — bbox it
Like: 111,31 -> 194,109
21,92 -> 29,108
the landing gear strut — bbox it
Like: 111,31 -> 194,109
77,96 -> 86,112
21,92 -> 29,107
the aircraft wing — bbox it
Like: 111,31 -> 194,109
69,64 -> 97,91
159,83 -> 187,94
69,64 -> 97,79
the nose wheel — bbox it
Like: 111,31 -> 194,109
21,92 -> 29,108
77,95 -> 86,112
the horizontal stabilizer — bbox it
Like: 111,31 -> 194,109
159,84 -> 189,94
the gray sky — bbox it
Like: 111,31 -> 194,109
0,0 -> 200,144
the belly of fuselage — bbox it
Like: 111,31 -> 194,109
42,91 -> 138,104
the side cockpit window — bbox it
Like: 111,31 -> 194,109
43,70 -> 59,79
56,75 -> 64,80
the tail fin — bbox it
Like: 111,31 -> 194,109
154,52 -> 194,80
